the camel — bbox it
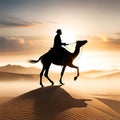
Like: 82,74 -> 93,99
29,40 -> 87,87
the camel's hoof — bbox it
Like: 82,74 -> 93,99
40,83 -> 44,87
51,82 -> 54,86
74,76 -> 77,81
60,81 -> 64,85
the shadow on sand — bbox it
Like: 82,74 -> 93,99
17,85 -> 91,119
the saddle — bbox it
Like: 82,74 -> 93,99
48,47 -> 67,64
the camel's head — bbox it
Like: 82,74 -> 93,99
76,40 -> 88,47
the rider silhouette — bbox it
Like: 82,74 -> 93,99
53,29 -> 67,50
51,29 -> 68,63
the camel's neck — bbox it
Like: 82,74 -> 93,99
72,44 -> 81,60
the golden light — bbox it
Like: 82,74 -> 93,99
100,35 -> 109,42
62,31 -> 76,43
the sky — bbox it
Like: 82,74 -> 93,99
0,0 -> 120,71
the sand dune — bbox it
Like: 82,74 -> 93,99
0,85 -> 119,120
0,71 -> 35,81
83,69 -> 120,79
97,98 -> 120,114
0,64 -> 40,74
0,97 -> 12,105
96,72 -> 120,79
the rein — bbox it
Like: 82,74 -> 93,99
68,42 -> 76,45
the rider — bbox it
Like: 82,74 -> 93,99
53,29 -> 68,51
52,29 -> 68,63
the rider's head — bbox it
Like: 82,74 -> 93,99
56,29 -> 62,35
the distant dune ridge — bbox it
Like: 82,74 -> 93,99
0,71 -> 34,81
0,64 -> 120,81
0,64 -> 40,81
0,86 -> 119,120
0,64 -> 40,74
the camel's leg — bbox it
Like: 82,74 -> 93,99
59,65 -> 66,85
40,66 -> 45,87
44,64 -> 54,86
69,64 -> 79,80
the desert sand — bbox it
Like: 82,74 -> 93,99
97,98 -> 120,114
0,85 -> 119,120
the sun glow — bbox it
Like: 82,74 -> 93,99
62,31 -> 76,43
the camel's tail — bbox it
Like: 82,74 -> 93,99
29,56 -> 42,63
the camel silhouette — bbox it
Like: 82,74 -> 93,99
30,40 -> 87,87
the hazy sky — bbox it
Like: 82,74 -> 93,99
0,0 -> 120,34
0,0 -> 120,70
